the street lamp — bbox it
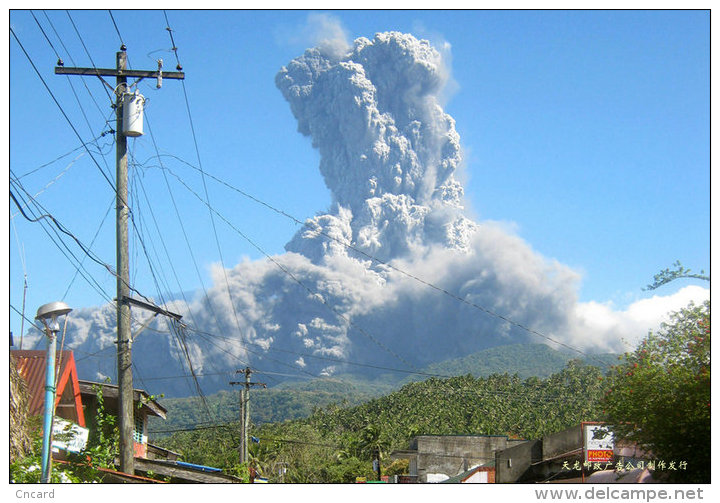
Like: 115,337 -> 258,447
35,301 -> 72,483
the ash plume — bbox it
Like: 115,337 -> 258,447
28,30 -> 707,397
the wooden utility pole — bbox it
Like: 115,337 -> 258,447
230,367 -> 266,465
55,47 -> 184,474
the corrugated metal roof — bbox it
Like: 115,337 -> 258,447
12,350 -> 77,417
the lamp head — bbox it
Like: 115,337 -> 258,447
36,301 -> 73,332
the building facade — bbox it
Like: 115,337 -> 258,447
392,435 -> 526,483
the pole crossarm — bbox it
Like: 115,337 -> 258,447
120,295 -> 183,321
55,66 -> 185,80
229,381 -> 267,388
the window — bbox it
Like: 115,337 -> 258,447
134,415 -> 144,443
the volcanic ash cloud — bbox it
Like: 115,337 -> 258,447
38,31 -> 702,396
277,32 -> 475,264
218,31 -> 587,371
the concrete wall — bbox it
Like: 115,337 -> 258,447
495,439 -> 542,483
542,425 -> 582,461
414,435 -> 520,483
495,425 -> 587,483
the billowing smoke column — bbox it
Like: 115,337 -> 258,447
182,31 -> 583,384
278,32 -> 474,263
24,32 -> 704,397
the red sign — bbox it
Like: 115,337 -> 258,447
587,449 -> 614,462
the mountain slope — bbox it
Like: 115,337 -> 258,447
412,343 -> 616,381
148,343 -> 617,436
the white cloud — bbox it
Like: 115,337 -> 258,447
573,285 -> 709,352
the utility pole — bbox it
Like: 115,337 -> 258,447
230,367 -> 266,465
55,46 -> 184,474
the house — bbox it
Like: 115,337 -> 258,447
12,350 -> 239,482
390,434 -> 526,483
78,380 -> 167,459
12,350 -> 86,428
77,380 -> 242,483
14,351 -> 170,462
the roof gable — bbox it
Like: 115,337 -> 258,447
12,350 -> 85,427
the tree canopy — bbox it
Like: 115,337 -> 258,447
601,300 -> 710,483
644,260 -> 709,291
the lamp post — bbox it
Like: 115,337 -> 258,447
35,301 -> 72,483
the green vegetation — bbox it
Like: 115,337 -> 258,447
149,379 -> 382,436
149,343 -> 617,437
643,260 -> 709,291
11,385 -> 120,483
602,300 -> 710,483
156,360 -> 609,482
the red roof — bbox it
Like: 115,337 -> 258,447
12,350 -> 85,427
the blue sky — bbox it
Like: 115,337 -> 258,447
7,9 -> 710,343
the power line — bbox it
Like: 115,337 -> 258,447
13,13 -> 606,411
107,10 -> 124,47
162,11 -> 182,70
184,324 -> 454,380
161,12 -> 254,372
36,11 -> 114,144
10,303 -> 44,334
148,422 -> 342,451
10,152 -> 82,220
138,368 -> 313,382
62,197 -> 114,301
10,180 -> 114,304
142,114 -> 249,402
10,26 -> 118,195
65,10 -> 114,105
11,303 -> 600,408
137,157 -> 610,408
129,156 -> 232,399
15,142 -> 87,180
10,183 -> 113,293
160,165 -> 420,373
189,329 -> 297,383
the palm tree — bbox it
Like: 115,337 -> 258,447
358,423 -> 390,480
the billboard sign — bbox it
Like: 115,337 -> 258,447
583,423 -> 614,463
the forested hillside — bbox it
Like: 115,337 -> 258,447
155,359 -> 609,482
148,379 -> 382,436
148,343 -> 616,435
